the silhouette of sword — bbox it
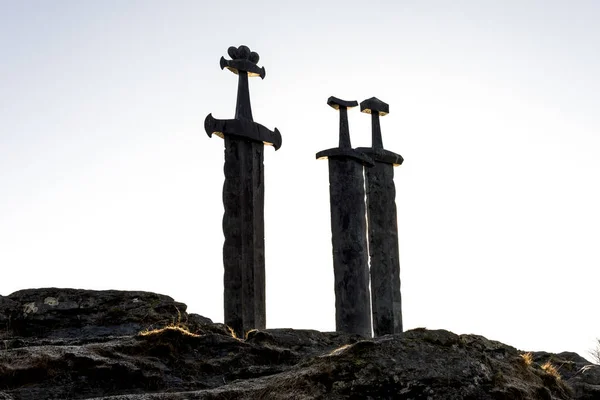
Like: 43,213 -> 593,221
356,97 -> 404,336
204,45 -> 281,337
316,97 -> 374,337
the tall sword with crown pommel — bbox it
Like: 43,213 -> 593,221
204,45 -> 282,338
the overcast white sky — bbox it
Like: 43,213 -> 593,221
1,1 -> 599,360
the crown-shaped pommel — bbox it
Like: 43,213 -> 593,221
220,45 -> 266,79
360,97 -> 389,116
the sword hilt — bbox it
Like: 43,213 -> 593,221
219,45 -> 265,121
316,96 -> 374,166
327,97 -> 358,149
205,45 -> 282,150
360,97 -> 389,150
356,97 -> 403,166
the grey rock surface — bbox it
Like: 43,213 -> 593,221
1,288 -> 192,339
530,351 -> 600,399
0,288 -> 597,400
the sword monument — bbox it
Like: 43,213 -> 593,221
356,97 -> 404,336
204,45 -> 282,337
316,97 -> 373,337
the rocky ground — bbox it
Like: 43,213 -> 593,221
0,288 -> 599,399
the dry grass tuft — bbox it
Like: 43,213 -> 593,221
541,361 -> 561,380
139,324 -> 200,338
138,306 -> 202,338
245,329 -> 258,340
328,344 -> 352,356
520,352 -> 533,366
226,325 -> 238,339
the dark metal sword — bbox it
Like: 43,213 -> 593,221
204,45 -> 281,338
316,96 -> 373,337
356,97 -> 404,336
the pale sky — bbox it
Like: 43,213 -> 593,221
1,1 -> 599,360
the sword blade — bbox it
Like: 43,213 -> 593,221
327,158 -> 372,337
223,136 -> 265,337
365,162 -> 402,336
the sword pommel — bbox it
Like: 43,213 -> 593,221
360,97 -> 389,116
220,45 -> 266,79
327,97 -> 358,110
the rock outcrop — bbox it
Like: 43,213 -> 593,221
0,288 -> 598,399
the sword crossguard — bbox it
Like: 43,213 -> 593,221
316,96 -> 374,166
356,97 -> 403,166
205,114 -> 282,150
204,45 -> 282,150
